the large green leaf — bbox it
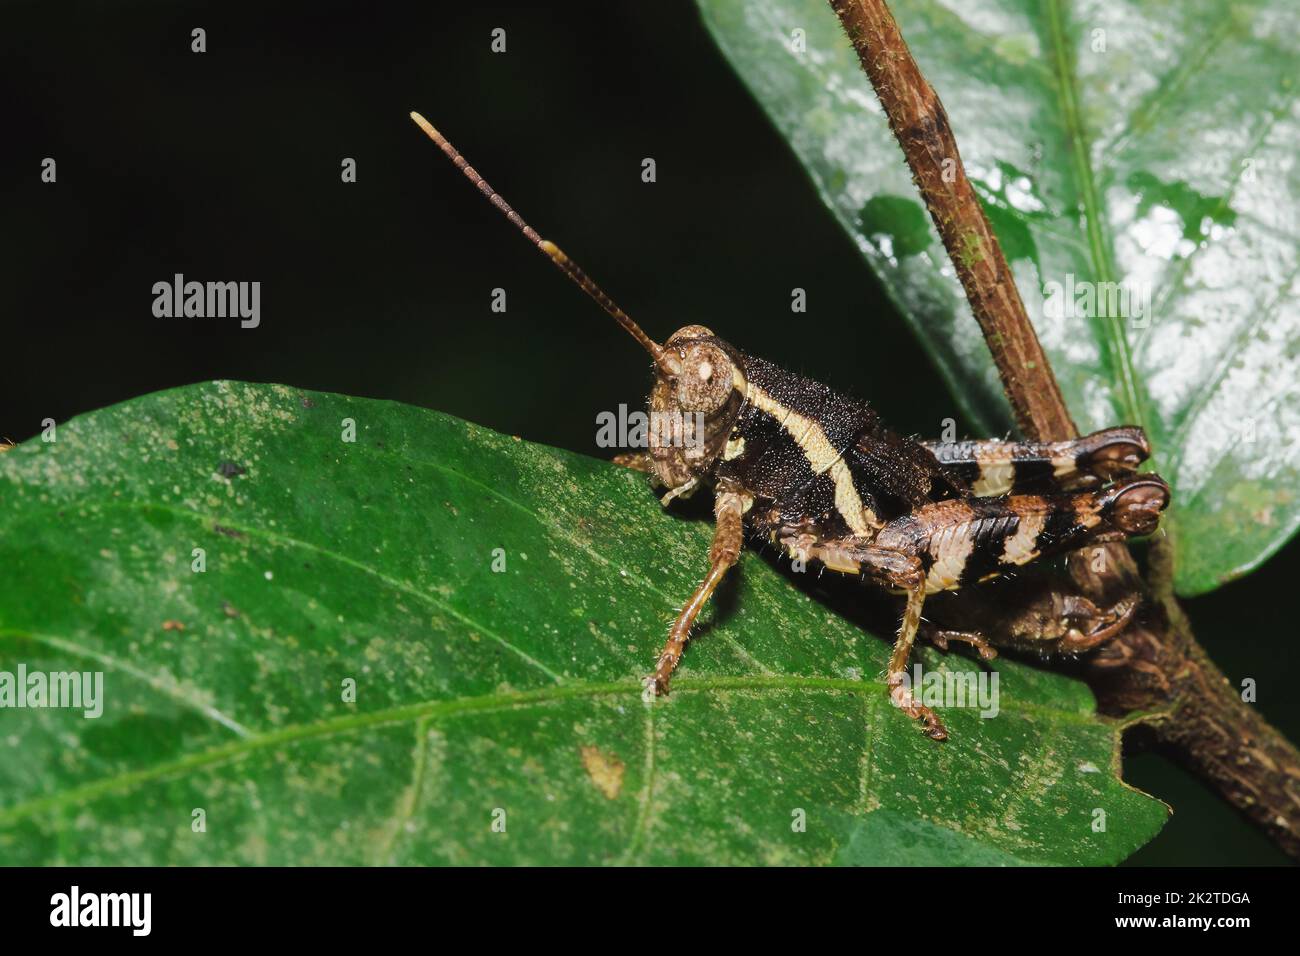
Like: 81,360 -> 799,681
0,382 -> 1163,864
697,0 -> 1300,595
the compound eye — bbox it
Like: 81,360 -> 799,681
677,344 -> 731,413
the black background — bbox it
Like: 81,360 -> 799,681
1,0 -> 1296,865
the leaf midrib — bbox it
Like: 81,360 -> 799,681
1042,0 -> 1146,431
0,665 -> 1103,827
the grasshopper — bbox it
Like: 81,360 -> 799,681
410,112 -> 1170,740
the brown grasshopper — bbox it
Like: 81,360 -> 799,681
410,112 -> 1170,740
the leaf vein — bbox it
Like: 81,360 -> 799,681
0,627 -> 252,739
1042,0 -> 1146,429
0,673 -> 1101,827
95,498 -> 567,685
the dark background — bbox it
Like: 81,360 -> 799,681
2,0 -> 1295,865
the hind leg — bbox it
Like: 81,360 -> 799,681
922,427 -> 1150,495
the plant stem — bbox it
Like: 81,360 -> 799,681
826,0 -> 1074,441
828,0 -> 1300,859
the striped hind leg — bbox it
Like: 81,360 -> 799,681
922,427 -> 1150,496
872,474 -> 1171,597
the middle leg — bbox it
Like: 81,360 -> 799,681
779,533 -> 946,740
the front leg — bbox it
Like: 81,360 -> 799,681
648,485 -> 749,695
613,452 -> 702,506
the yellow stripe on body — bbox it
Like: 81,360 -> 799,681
740,377 -> 882,535
1052,456 -> 1077,478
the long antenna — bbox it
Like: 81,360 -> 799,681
409,111 -> 677,375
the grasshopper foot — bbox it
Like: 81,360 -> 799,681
647,665 -> 673,697
922,626 -> 998,662
1054,594 -> 1140,655
888,675 -> 949,741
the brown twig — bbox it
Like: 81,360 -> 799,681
825,0 -> 1073,442
829,0 -> 1300,859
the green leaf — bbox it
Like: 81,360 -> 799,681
0,382 -> 1163,864
697,0 -> 1300,595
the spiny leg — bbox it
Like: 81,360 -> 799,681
886,582 -> 948,740
919,625 -> 998,661
873,475 -> 1170,602
649,487 -> 747,695
866,476 -> 1166,738
922,427 -> 1150,496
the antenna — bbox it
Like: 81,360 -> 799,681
409,112 -> 677,375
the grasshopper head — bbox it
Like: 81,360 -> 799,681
646,325 -> 746,491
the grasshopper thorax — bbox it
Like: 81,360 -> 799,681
647,325 -> 747,491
